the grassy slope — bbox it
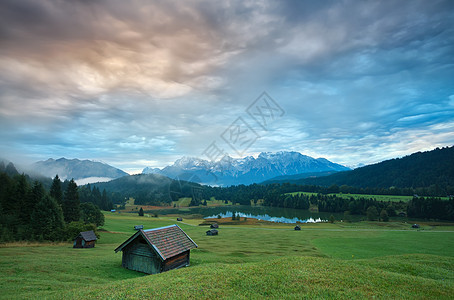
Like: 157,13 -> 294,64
60,255 -> 454,299
1,213 -> 453,299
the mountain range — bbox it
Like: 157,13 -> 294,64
31,158 -> 128,184
143,151 -> 350,186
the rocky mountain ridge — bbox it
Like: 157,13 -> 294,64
143,151 -> 350,186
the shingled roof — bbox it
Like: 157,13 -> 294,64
78,230 -> 97,242
115,224 -> 197,261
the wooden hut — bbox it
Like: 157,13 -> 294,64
294,225 -> 301,231
210,223 -> 219,229
73,230 -> 97,248
206,229 -> 218,236
115,224 -> 198,274
177,217 -> 183,221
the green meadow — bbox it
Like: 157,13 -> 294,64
1,212 -> 453,299
288,191 -> 417,202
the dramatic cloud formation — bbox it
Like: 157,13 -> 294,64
1,0 -> 453,172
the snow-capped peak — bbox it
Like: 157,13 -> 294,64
142,151 -> 350,185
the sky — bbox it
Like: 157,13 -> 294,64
1,0 -> 454,174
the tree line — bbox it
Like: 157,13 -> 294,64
407,196 -> 454,220
0,168 -> 105,242
199,183 -> 452,221
79,184 -> 113,211
99,175 -> 454,221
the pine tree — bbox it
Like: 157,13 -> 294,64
21,181 -> 44,223
0,172 -> 12,214
7,174 -> 29,217
101,189 -> 109,211
31,195 -> 64,241
50,175 -> 63,205
138,207 -> 144,217
92,186 -> 101,207
63,179 -> 80,223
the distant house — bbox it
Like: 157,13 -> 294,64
73,230 -> 97,248
294,225 -> 301,231
210,223 -> 219,229
115,224 -> 198,274
177,217 -> 183,221
206,229 -> 218,236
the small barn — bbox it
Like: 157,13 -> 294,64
210,223 -> 219,229
115,224 -> 198,274
294,225 -> 301,231
73,230 -> 97,248
206,229 -> 218,236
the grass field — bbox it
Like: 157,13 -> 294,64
171,197 -> 232,207
288,191 -> 416,202
1,212 -> 453,299
122,197 -> 232,212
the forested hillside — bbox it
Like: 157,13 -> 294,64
287,146 -> 454,195
0,163 -> 107,242
92,174 -> 203,205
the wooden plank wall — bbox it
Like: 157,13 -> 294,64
122,240 -> 161,274
163,250 -> 190,272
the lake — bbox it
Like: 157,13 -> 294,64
148,206 -> 359,223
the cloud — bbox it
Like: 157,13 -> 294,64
449,95 -> 454,106
0,0 -> 453,170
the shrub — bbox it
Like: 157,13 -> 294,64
367,206 -> 379,221
329,215 -> 335,223
64,221 -> 97,241
380,209 -> 389,222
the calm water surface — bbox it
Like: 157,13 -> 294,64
149,206 -> 360,223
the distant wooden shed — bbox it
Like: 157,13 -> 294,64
115,224 -> 198,274
73,230 -> 97,248
210,223 -> 219,229
294,225 -> 301,231
177,217 -> 183,221
206,229 -> 218,236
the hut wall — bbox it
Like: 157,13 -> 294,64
84,240 -> 95,248
73,237 -> 83,248
73,237 -> 96,248
122,240 -> 162,274
162,250 -> 190,272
